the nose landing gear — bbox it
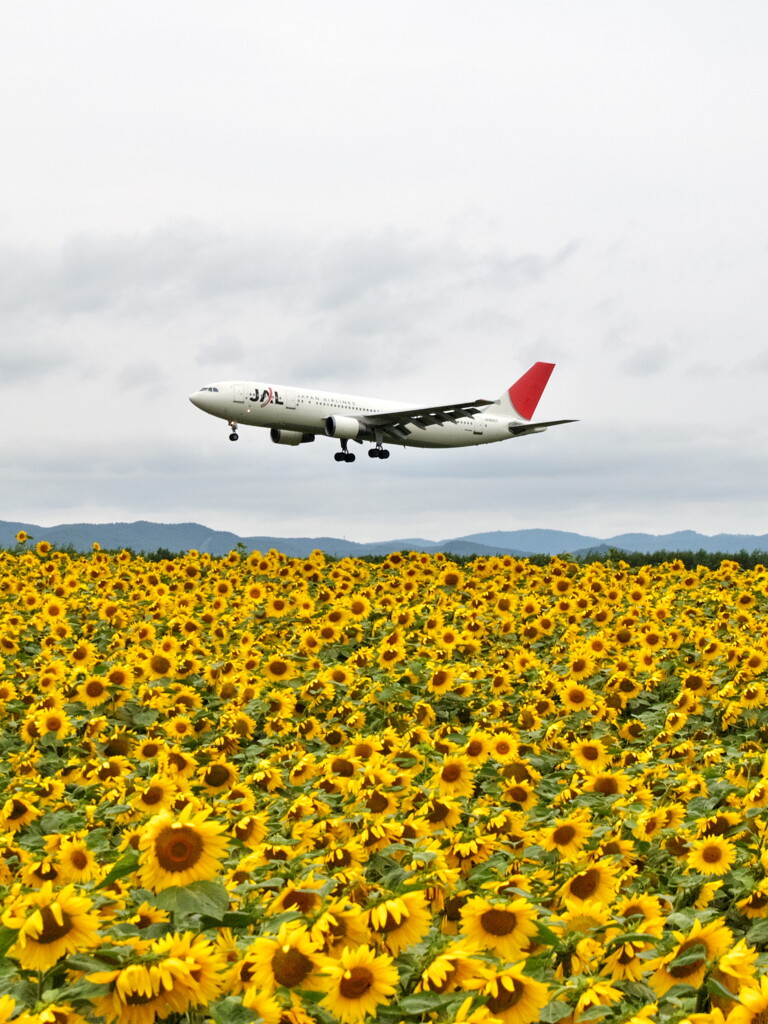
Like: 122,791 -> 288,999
228,421 -> 239,441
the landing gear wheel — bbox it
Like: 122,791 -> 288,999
368,448 -> 379,459
229,433 -> 239,441
344,452 -> 356,462
334,452 -> 344,462
381,449 -> 390,459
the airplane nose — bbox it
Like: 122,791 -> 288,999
189,390 -> 205,409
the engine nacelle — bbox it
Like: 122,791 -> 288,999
270,428 -> 315,446
325,415 -> 362,439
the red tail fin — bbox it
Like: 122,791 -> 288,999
507,362 -> 555,419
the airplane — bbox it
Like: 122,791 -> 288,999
189,361 -> 575,462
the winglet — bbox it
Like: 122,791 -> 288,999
507,362 -> 555,420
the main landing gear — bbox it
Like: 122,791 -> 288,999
334,441 -> 355,463
228,421 -> 239,441
333,441 -> 391,462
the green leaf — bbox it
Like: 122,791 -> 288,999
43,977 -> 112,1002
96,849 -> 140,889
603,931 -> 659,951
668,944 -> 709,969
746,918 -> 768,946
152,880 -> 230,921
39,809 -> 84,833
540,1000 -> 573,1023
395,992 -> 465,1014
534,921 -> 563,949
0,927 -> 18,959
707,976 -> 741,1003
207,996 -> 259,1024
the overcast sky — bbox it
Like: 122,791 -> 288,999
2,2 -> 768,543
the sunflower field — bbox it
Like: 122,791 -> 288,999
1,535 -> 768,1024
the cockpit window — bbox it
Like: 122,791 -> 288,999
199,386 -> 219,392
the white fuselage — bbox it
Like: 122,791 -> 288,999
190,380 -> 518,448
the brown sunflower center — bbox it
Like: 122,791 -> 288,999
142,786 -> 165,806
8,799 -> 30,821
70,850 -> 89,870
125,991 -> 158,1007
366,791 -> 390,813
487,977 -> 525,1013
339,965 -> 373,999
272,946 -> 313,988
479,908 -> 518,937
204,765 -> 232,788
441,764 -> 462,783
154,824 -> 203,872
668,940 -> 707,979
568,868 -> 600,900
371,908 -> 405,934
552,825 -> 577,846
283,890 -> 321,913
593,776 -> 619,795
35,905 -> 73,944
702,844 -> 724,864
426,801 -> 450,823
150,655 -> 172,675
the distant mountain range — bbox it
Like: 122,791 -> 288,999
2,520 -> 768,558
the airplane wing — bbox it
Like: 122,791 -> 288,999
507,418 -> 578,436
361,399 -> 494,437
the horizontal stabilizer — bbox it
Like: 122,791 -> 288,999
508,418 -> 577,436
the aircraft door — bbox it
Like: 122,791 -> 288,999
234,384 -> 245,403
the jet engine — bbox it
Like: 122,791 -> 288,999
325,415 -> 362,439
270,429 -> 315,446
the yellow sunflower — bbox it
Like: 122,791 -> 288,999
540,814 -> 592,861
75,675 -> 112,707
572,738 -> 611,772
559,682 -> 595,712
131,776 -> 177,815
137,806 -> 229,891
3,882 -> 101,971
435,756 -> 476,798
320,943 -> 399,1023
416,944 -> 479,993
649,917 -> 733,996
472,964 -> 550,1024
246,921 -> 329,993
150,930 -> 226,1010
367,890 -> 432,954
262,655 -> 298,681
90,959 -> 192,1024
687,836 -> 737,876
559,861 -> 616,905
58,838 -> 101,884
460,895 -> 538,959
